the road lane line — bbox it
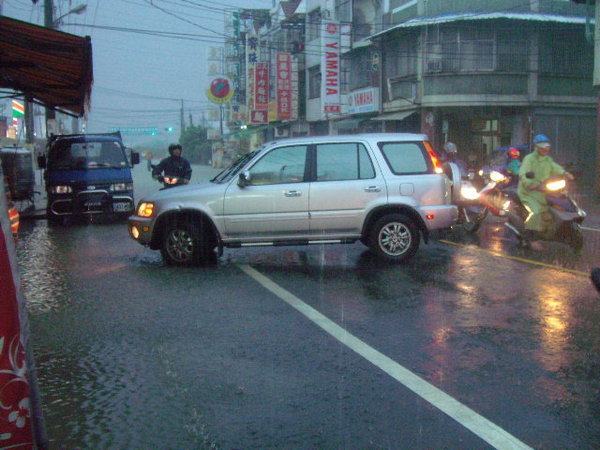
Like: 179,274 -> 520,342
439,239 -> 589,277
581,226 -> 600,232
239,264 -> 533,450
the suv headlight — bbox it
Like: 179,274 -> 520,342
110,182 -> 133,192
51,185 -> 73,194
137,202 -> 155,217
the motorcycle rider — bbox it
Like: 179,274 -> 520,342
152,143 -> 192,185
517,134 -> 573,250
444,141 -> 468,178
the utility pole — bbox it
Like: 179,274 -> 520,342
180,99 -> 185,133
44,0 -> 56,135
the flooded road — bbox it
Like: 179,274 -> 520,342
14,164 -> 600,448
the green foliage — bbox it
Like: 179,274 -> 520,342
179,125 -> 212,164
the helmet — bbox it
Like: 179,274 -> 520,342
444,142 -> 457,154
533,134 -> 550,145
168,143 -> 182,155
508,147 -> 520,159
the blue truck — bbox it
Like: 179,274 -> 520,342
38,132 -> 140,223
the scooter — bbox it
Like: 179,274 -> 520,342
156,174 -> 186,189
456,169 -> 515,233
504,173 -> 586,251
150,164 -> 186,189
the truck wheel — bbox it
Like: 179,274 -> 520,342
368,214 -> 420,262
46,208 -> 62,225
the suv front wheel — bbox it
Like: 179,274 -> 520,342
161,220 -> 212,266
368,214 -> 420,262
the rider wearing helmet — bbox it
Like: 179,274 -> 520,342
152,143 -> 192,184
443,141 -> 468,178
517,134 -> 573,250
506,147 -> 521,185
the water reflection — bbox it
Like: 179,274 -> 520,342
16,224 -> 71,314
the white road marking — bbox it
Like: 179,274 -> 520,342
239,264 -> 533,450
581,226 -> 600,232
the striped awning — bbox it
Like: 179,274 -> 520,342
0,16 -> 93,117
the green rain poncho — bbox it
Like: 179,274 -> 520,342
517,151 -> 566,234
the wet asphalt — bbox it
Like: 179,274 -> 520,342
13,163 -> 600,448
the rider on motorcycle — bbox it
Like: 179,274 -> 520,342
152,143 -> 192,185
517,134 -> 573,250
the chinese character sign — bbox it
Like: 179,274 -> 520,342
246,33 -> 259,111
321,20 -> 341,116
254,62 -> 269,111
277,53 -> 292,120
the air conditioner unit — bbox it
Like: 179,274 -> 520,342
274,128 -> 289,138
427,59 -> 442,73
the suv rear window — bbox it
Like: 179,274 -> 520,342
315,143 -> 375,181
378,142 -> 429,174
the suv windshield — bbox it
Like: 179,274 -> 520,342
48,139 -> 128,170
211,149 -> 260,183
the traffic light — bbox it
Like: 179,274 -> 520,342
165,126 -> 175,132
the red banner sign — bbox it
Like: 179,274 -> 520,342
276,53 -> 292,120
254,62 -> 269,111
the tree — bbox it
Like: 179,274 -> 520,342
179,125 -> 212,164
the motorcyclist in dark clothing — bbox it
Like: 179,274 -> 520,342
152,143 -> 192,185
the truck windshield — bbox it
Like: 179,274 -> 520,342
48,140 -> 128,169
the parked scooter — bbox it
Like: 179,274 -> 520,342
504,173 -> 586,251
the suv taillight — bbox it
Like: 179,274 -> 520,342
424,141 -> 444,174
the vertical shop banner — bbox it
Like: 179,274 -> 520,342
291,57 -> 299,120
321,20 -> 341,116
246,33 -> 259,112
254,62 -> 269,111
276,53 -> 292,120
0,182 -> 35,448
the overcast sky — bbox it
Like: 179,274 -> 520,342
2,0 -> 272,145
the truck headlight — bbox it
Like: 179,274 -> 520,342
137,202 -> 154,217
110,182 -> 133,192
51,185 -> 73,194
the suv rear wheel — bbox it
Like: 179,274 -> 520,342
161,220 -> 212,266
369,214 -> 420,262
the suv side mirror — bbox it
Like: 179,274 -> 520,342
130,151 -> 140,165
37,155 -> 47,169
238,170 -> 251,188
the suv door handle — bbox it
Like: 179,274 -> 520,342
364,186 -> 381,192
284,190 -> 302,197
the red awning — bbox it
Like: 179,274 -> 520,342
0,16 -> 93,117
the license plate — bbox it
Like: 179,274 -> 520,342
113,202 -> 132,212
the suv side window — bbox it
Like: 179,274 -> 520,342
379,142 -> 429,174
248,145 -> 307,185
315,143 -> 375,181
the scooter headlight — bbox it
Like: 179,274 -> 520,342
546,179 -> 566,191
489,170 -> 507,183
460,183 -> 480,200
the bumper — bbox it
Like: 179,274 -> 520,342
420,205 -> 458,230
49,190 -> 134,216
128,216 -> 154,245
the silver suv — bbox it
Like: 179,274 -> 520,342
128,134 -> 457,265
